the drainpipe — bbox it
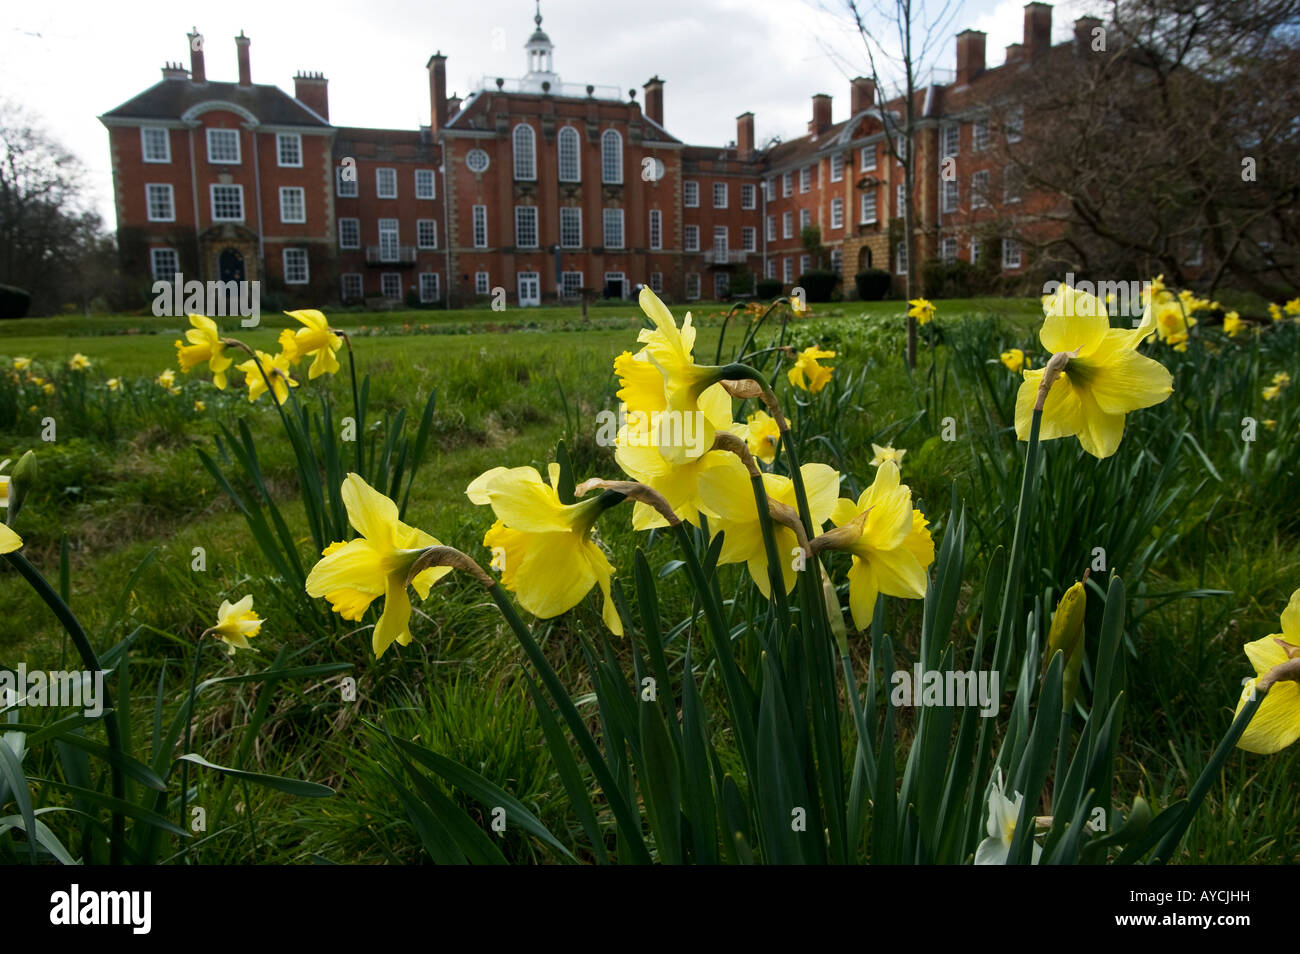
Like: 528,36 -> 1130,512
188,126 -> 201,277
251,125 -> 265,272
440,161 -> 451,309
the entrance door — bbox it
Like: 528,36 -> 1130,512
218,247 -> 245,282
604,272 -> 626,299
517,272 -> 541,307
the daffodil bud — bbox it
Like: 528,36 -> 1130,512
8,450 -> 35,520
1046,579 -> 1087,709
1123,796 -> 1152,842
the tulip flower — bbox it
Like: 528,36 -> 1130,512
975,769 -> 1042,864
175,314 -> 233,389
787,346 -> 836,393
281,310 -> 343,379
825,460 -> 933,628
1014,285 -> 1173,459
697,455 -> 841,597
306,474 -> 450,657
209,595 -> 263,655
1235,589 -> 1300,754
467,464 -> 623,635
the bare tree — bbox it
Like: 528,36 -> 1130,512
843,0 -> 958,367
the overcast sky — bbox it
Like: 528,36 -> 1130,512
3,0 -> 1097,228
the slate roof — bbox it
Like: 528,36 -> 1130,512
101,78 -> 330,126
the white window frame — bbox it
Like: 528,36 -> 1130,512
830,154 -> 844,182
713,182 -> 728,209
782,211 -> 793,240
283,248 -> 309,285
603,207 -> 625,249
560,206 -> 582,249
860,192 -> 877,224
970,238 -> 981,265
338,217 -> 360,249
513,124 -> 537,181
378,219 -> 400,262
684,180 -> 699,208
800,253 -> 811,275
601,129 -> 623,185
765,258 -> 776,279
1004,165 -> 1021,204
604,271 -> 627,298
800,166 -> 811,193
150,247 -> 179,281
210,184 -> 244,222
782,172 -> 792,197
376,167 -> 397,199
896,240 -> 908,275
972,170 -> 990,209
418,272 -> 440,303
742,226 -> 757,252
942,178 -> 959,214
649,209 -> 662,250
558,126 -> 581,183
279,186 -> 306,224
206,128 -> 240,164
341,273 -> 363,300
799,208 -> 811,230
712,226 -> 729,261
560,271 -> 584,299
783,258 -> 794,282
684,224 -> 699,252
941,123 -> 960,159
830,197 -> 843,230
714,271 -> 730,299
685,273 -> 701,300
940,237 -> 958,263
277,133 -> 302,168
336,165 -> 358,198
473,204 -> 488,248
416,218 -> 438,250
896,184 -> 906,216
766,216 -> 776,242
146,183 -> 175,222
649,272 -> 663,294
861,146 -> 876,172
741,183 -> 756,210
380,273 -> 403,300
1002,238 -> 1022,269
475,272 -> 491,295
141,127 -> 171,163
1005,105 -> 1023,143
515,205 -> 539,248
415,168 -> 436,200
973,116 -> 990,152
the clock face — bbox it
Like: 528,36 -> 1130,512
466,149 -> 490,173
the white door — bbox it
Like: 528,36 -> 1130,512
517,272 -> 540,307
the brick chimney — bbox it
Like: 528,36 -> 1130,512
1074,15 -> 1102,53
448,93 -> 462,118
736,111 -> 754,160
809,93 -> 832,135
955,29 -> 986,84
187,28 -> 205,83
162,62 -> 189,81
643,76 -> 664,127
294,72 -> 329,120
427,52 -> 448,132
235,31 -> 251,86
850,77 -> 875,114
1005,42 -> 1025,64
1023,2 -> 1052,57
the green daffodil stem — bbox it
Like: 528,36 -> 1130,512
1151,692 -> 1265,864
178,634 -> 206,864
996,405 -> 1044,674
3,551 -> 125,865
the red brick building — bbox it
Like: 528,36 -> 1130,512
101,3 -> 1085,307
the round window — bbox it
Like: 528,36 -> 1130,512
466,149 -> 490,173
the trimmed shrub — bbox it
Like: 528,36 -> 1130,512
0,285 -> 32,320
797,269 -> 840,302
756,278 -> 783,299
855,269 -> 891,301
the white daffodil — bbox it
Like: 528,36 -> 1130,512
975,769 -> 1042,864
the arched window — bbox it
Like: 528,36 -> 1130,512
513,124 -> 536,181
558,126 -> 581,183
601,129 -> 622,185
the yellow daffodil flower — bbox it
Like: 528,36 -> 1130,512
827,460 -> 933,627
614,415 -> 732,530
41,383 -> 54,395
975,769 -> 1042,864
1000,348 -> 1028,373
13,357 -> 31,372
0,521 -> 21,554
236,350 -> 298,405
1045,579 -> 1087,708
306,474 -> 449,657
1223,311 -> 1243,337
281,310 -> 343,379
175,314 -> 233,389
870,443 -> 906,468
68,353 -> 91,371
1263,419 -> 1277,430
743,409 -> 781,465
106,377 -> 122,391
788,346 -> 836,393
1268,303 -> 1283,323
1235,589 -> 1300,754
791,295 -> 809,317
1262,372 -> 1290,401
209,595 -> 263,655
1015,285 -> 1173,459
907,298 -> 936,325
467,464 -> 623,635
193,400 -> 206,412
697,455 -> 841,597
157,369 -> 177,389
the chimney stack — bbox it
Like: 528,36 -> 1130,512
235,31 -> 251,86
427,52 -> 448,132
162,62 -> 189,81
955,29 -> 986,84
1023,2 -> 1052,58
736,112 -> 754,160
1074,15 -> 1102,54
809,93 -> 832,135
448,93 -> 462,117
642,76 -> 665,127
294,72 -> 329,120
1005,42 -> 1024,64
187,28 -> 205,83
850,77 -> 875,114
